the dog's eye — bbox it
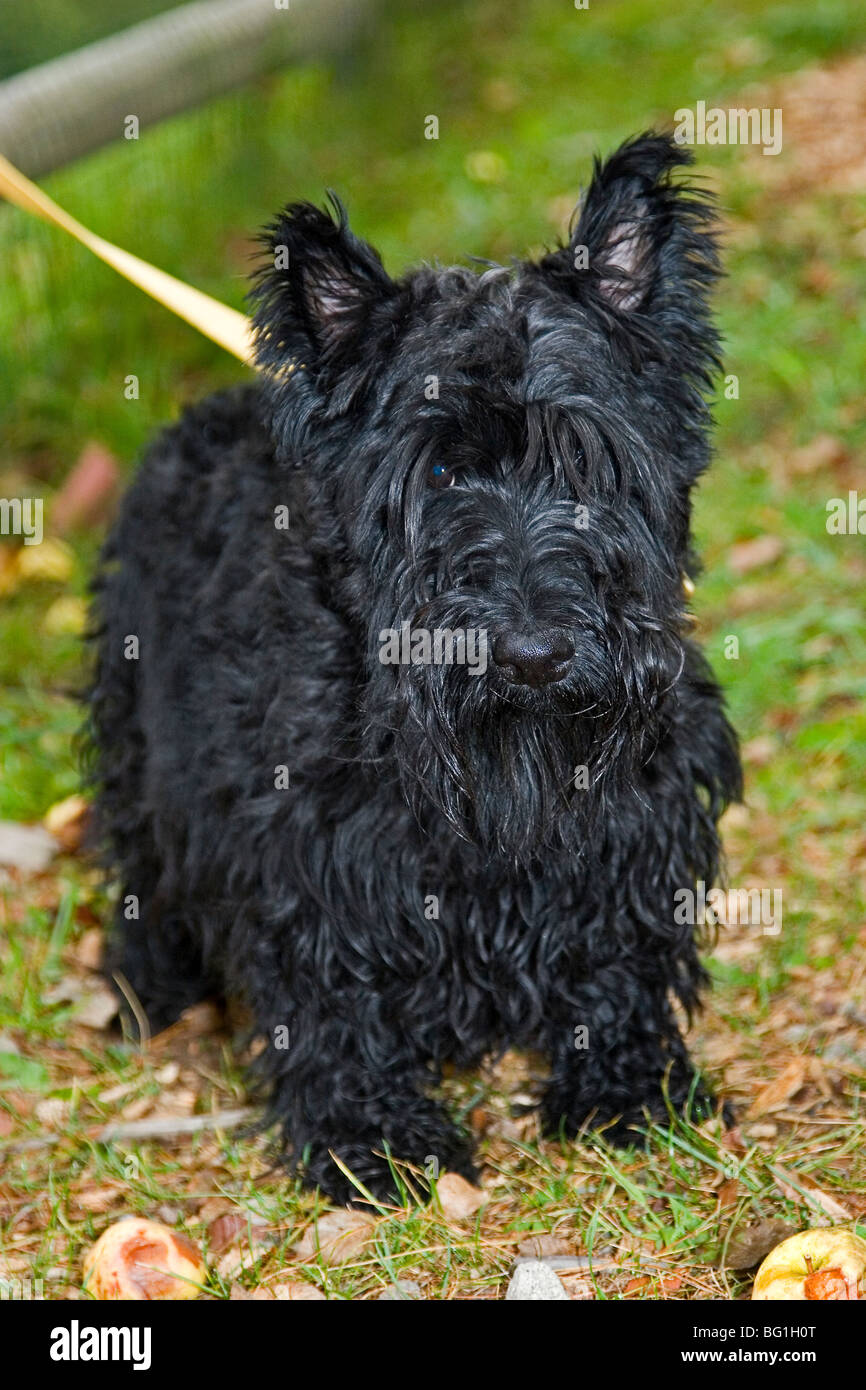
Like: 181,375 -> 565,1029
428,462 -> 455,490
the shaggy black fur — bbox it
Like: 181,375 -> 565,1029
87,132 -> 742,1203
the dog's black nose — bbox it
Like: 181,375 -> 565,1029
492,629 -> 574,688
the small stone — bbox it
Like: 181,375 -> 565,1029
505,1259 -> 570,1301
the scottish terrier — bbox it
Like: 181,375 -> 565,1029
88,132 -> 742,1203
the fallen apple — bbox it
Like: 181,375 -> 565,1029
752,1227 -> 866,1301
83,1217 -> 206,1300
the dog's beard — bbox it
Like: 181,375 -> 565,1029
381,623 -> 685,865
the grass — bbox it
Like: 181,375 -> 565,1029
1,0 -> 865,1299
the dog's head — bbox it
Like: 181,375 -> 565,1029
252,132 -> 723,860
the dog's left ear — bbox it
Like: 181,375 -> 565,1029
250,194 -> 398,378
537,131 -> 720,364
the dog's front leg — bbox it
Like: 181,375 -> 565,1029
540,958 -> 715,1146
246,968 -> 476,1204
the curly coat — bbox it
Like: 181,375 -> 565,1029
88,133 -> 742,1202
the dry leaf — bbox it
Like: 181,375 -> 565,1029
377,1278 -> 423,1300
208,1212 -> 258,1254
436,1171 -> 486,1221
154,1089 -> 198,1116
293,1210 -> 376,1266
717,1179 -> 743,1208
768,1164 -> 853,1221
560,1275 -> 594,1299
74,928 -> 104,972
789,434 -> 847,476
722,1219 -> 796,1270
742,736 -> 777,767
120,1096 -> 153,1122
746,1122 -> 778,1140
214,1212 -> 274,1278
728,535 -> 784,575
747,1058 -> 808,1117
73,982 -> 119,1030
216,1239 -> 270,1279
252,1281 -> 326,1300
720,1125 -> 747,1155
35,1098 -> 71,1128
76,1186 -> 122,1214
44,795 -> 90,853
44,976 -> 85,1007
175,1002 -> 223,1036
196,1197 -> 233,1225
52,443 -> 120,533
623,1276 -> 651,1295
98,1081 -> 137,1105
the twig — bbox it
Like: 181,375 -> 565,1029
1,1106 -> 255,1155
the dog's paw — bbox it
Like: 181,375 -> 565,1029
541,1076 -> 724,1148
300,1127 -> 477,1207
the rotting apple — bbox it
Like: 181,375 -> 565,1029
752,1227 -> 866,1301
83,1216 -> 206,1300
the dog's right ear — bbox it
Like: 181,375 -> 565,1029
250,195 -> 398,378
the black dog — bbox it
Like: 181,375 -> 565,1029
88,132 -> 741,1203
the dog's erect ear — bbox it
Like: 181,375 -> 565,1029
537,132 -> 720,366
250,195 -> 397,375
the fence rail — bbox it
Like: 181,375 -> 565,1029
0,0 -> 371,179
